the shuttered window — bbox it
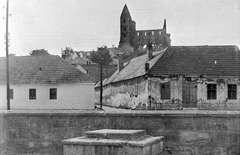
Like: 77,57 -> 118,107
161,83 -> 170,99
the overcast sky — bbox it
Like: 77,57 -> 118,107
0,0 -> 239,56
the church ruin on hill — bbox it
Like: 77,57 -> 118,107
118,4 -> 171,51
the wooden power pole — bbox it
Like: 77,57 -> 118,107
5,0 -> 10,110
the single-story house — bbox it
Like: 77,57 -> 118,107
95,45 -> 240,110
0,55 -> 95,110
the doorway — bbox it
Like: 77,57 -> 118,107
182,82 -> 197,107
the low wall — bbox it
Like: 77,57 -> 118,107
0,110 -> 240,155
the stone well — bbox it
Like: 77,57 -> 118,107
62,129 -> 164,155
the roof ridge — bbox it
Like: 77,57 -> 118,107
146,48 -> 168,75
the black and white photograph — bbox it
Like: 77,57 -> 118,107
0,0 -> 240,154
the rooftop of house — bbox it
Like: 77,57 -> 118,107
76,51 -> 90,57
69,57 -> 91,65
0,55 -> 94,85
149,45 -> 240,77
108,48 -> 124,57
97,45 -> 240,87
96,49 -> 166,86
81,64 -> 117,82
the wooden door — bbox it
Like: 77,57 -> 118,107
182,82 -> 197,107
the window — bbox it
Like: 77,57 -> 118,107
184,77 -> 192,82
10,89 -> 13,100
50,88 -> 57,100
137,32 -> 139,36
123,27 -> 126,31
29,89 -> 36,100
134,84 -> 138,97
123,19 -> 126,23
207,84 -> 216,99
159,31 -> 161,35
87,61 -> 91,65
123,34 -> 126,38
152,31 -> 154,35
161,83 -> 170,99
228,84 -> 237,99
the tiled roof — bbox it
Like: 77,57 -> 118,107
98,49 -> 166,86
81,64 -> 117,82
108,48 -> 124,57
148,45 -> 240,77
0,55 -> 94,85
69,57 -> 86,65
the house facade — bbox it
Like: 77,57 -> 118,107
0,55 -> 95,110
96,45 -> 240,110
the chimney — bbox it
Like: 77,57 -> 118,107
163,19 -> 167,33
147,42 -> 153,60
145,62 -> 150,71
117,59 -> 124,72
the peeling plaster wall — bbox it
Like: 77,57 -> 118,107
95,76 -> 183,110
148,77 -> 183,110
97,76 -> 240,110
197,78 -> 240,110
95,77 -> 149,109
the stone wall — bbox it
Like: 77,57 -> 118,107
0,110 -> 240,155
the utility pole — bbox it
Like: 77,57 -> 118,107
5,0 -> 10,110
100,64 -> 103,109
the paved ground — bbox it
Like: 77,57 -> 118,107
1,105 -> 240,115
96,105 -> 240,115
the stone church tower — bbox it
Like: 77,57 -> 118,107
119,4 -> 171,51
119,4 -> 136,51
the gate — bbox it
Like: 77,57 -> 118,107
182,82 -> 197,107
